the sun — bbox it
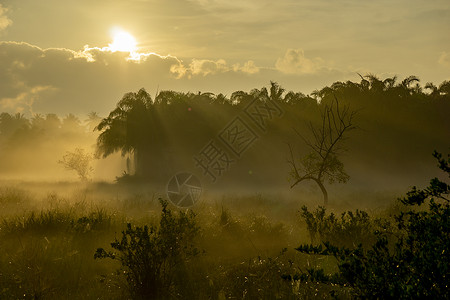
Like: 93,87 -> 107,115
109,29 -> 137,53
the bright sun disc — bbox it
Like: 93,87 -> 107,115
109,30 -> 137,53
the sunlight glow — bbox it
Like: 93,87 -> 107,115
109,29 -> 137,53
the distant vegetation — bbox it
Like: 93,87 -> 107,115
1,74 -> 448,195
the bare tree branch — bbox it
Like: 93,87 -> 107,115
288,95 -> 357,205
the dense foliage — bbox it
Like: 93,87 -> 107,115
94,199 -> 200,299
1,75 -> 448,188
295,152 -> 450,299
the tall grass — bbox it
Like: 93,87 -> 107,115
0,184 -> 406,299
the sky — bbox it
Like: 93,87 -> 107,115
0,0 -> 449,116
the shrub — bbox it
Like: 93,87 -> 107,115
300,206 -> 380,248
94,198 -> 200,299
295,151 -> 450,299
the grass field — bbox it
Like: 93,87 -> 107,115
0,181 -> 408,299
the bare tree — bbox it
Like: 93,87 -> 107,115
288,97 -> 356,205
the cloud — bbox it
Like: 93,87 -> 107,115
0,41 -> 348,116
233,60 -> 260,74
189,59 -> 228,76
275,49 -> 326,74
0,4 -> 12,32
0,85 -> 54,114
183,59 -> 260,77
0,41 -> 266,115
0,42 -> 189,115
438,51 -> 450,68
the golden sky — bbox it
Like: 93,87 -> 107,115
0,0 -> 449,115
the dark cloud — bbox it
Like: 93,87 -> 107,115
0,42 -> 270,115
0,42 -> 191,114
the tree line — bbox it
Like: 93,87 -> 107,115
1,75 -> 449,195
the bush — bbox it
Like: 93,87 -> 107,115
94,198 -> 200,299
296,151 -> 450,299
300,206 -> 383,248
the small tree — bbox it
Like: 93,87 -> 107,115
288,97 -> 356,205
58,148 -> 93,182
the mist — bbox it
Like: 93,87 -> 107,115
1,0 -> 450,296
1,76 -> 449,298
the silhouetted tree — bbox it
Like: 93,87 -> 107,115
383,76 -> 397,90
85,112 -> 102,132
43,113 -> 61,132
0,113 -> 29,138
62,113 -> 82,134
31,113 -> 45,130
58,148 -> 93,182
438,80 -> 450,95
288,97 -> 356,205
95,88 -> 153,177
365,74 -> 384,93
268,81 -> 285,102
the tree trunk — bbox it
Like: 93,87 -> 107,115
134,148 -> 145,177
314,178 -> 328,206
291,176 -> 329,206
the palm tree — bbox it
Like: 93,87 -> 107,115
44,114 -> 61,132
268,81 -> 285,102
398,75 -> 420,96
401,75 -> 420,89
357,73 -> 370,92
85,112 -> 102,132
425,82 -> 438,96
31,114 -> 45,130
95,88 -> 153,177
365,74 -> 384,93
438,80 -> 450,96
230,90 -> 250,105
0,113 -> 30,138
383,76 -> 398,90
62,114 -> 82,133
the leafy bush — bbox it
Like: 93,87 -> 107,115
94,198 -> 200,299
300,206 -> 383,248
58,148 -> 93,182
296,151 -> 450,299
